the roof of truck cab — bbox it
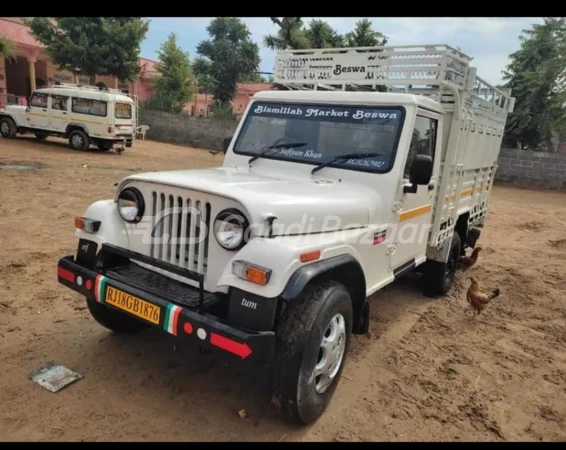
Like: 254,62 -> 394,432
35,87 -> 134,104
251,90 -> 444,114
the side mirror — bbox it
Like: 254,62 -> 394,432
404,154 -> 433,193
223,135 -> 233,154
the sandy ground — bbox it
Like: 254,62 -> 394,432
0,136 -> 565,442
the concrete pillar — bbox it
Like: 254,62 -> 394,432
28,58 -> 36,92
114,77 -> 118,89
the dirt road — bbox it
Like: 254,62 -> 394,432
1,136 -> 565,441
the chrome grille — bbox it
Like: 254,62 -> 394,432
149,191 -> 211,275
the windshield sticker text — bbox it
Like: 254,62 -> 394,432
252,103 -> 398,122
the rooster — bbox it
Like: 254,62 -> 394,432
466,276 -> 500,317
458,246 -> 482,271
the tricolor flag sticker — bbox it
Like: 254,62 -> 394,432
164,303 -> 182,336
94,275 -> 108,303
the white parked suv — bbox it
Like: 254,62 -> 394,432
56,45 -> 514,424
0,82 -> 136,151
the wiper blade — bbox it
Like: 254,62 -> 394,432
248,142 -> 308,164
311,152 -> 382,175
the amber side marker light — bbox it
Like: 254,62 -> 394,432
75,217 -> 101,233
300,250 -> 321,263
232,260 -> 272,286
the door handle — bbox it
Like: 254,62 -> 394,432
42,109 -> 47,112
428,183 -> 435,191
62,112 -> 67,114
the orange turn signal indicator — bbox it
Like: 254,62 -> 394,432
232,260 -> 272,286
75,216 -> 101,233
300,250 -> 321,263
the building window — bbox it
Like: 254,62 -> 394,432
51,95 -> 68,111
29,93 -> 48,108
72,97 -> 108,117
404,116 -> 437,178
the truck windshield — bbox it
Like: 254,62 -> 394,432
233,101 -> 405,173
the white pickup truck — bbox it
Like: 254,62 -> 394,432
56,44 -> 514,424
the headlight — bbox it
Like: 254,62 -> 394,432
213,208 -> 248,250
117,187 -> 144,223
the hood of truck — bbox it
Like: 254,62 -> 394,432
120,166 -> 382,236
4,105 -> 26,114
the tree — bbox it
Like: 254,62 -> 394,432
502,17 -> 566,149
0,36 -> 15,59
264,17 -> 310,50
304,19 -> 344,48
264,17 -> 387,50
196,73 -> 217,117
344,18 -> 387,47
147,33 -> 196,114
196,17 -> 260,105
26,17 -> 149,84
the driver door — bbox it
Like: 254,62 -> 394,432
390,112 -> 441,272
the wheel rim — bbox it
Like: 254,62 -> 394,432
71,134 -> 83,148
313,313 -> 346,394
1,122 -> 9,135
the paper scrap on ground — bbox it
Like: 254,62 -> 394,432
28,362 -> 83,393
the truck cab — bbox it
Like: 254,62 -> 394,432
56,44 -> 514,425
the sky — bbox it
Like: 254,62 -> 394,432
140,17 -> 544,86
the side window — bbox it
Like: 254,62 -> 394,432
404,116 -> 437,178
72,98 -> 107,117
51,95 -> 68,111
29,93 -> 48,108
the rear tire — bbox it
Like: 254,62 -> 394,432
68,130 -> 90,151
34,133 -> 48,140
0,117 -> 17,138
270,280 -> 353,425
86,297 -> 148,334
422,231 -> 461,297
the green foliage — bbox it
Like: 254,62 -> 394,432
264,17 -> 387,50
502,18 -> 566,149
196,18 -> 261,104
146,33 -> 196,114
212,102 -> 236,120
344,19 -> 387,47
0,36 -> 15,58
304,19 -> 344,48
264,18 -> 310,50
26,17 -> 149,81
239,72 -> 267,83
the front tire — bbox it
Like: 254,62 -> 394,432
86,297 -> 148,334
68,130 -> 90,151
0,117 -> 17,138
422,231 -> 461,297
271,280 -> 353,425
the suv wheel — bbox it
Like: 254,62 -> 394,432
68,130 -> 90,151
270,280 -> 352,425
422,231 -> 461,297
0,117 -> 17,138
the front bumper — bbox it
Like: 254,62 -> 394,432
57,243 -> 274,362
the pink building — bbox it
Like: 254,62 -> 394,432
0,17 -> 156,106
0,17 -> 274,116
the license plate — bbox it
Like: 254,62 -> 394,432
105,286 -> 160,325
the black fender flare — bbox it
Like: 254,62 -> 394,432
280,254 -> 368,334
